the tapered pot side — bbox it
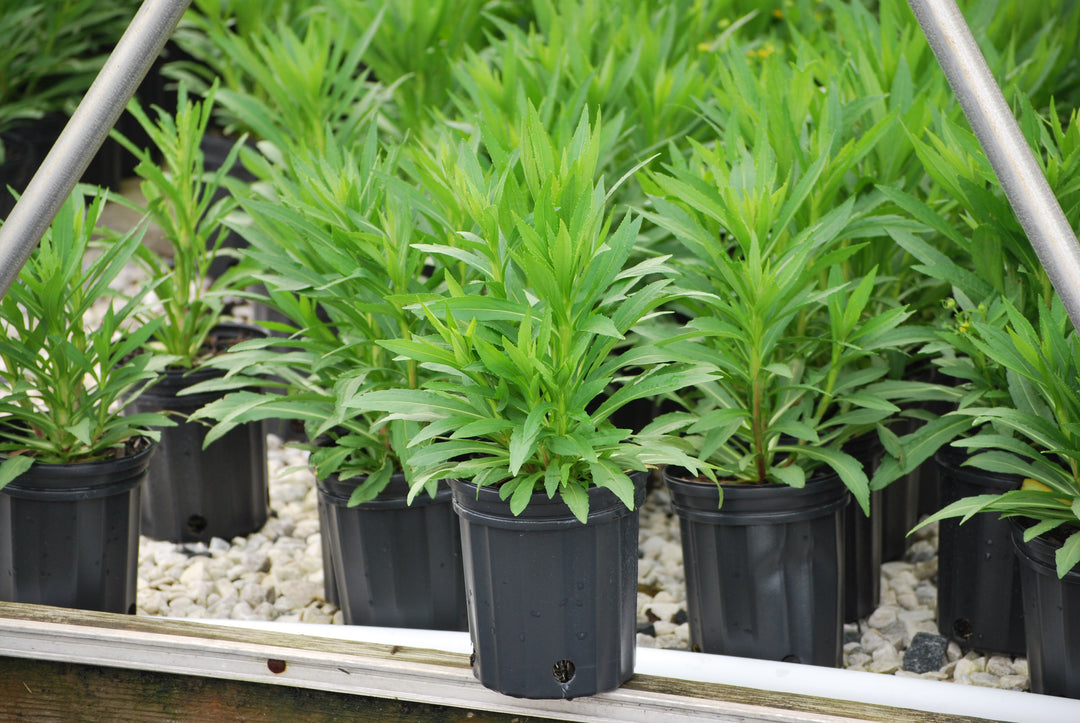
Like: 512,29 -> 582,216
935,450 -> 1026,656
316,472 -> 467,630
0,442 -> 154,613
127,323 -> 269,544
664,467 -> 848,667
1010,519 -> 1080,699
842,437 -> 882,623
451,473 -> 645,699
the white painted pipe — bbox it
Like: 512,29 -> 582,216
0,0 -> 192,297
908,0 -> 1080,332
193,619 -> 1080,722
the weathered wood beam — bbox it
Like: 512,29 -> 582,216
0,602 -> 997,723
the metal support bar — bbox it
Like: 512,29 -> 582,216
908,0 -> 1080,332
0,0 -> 192,298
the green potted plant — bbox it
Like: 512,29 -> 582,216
640,59 -> 947,662
186,126 -> 469,630
875,98 -> 1080,656
911,296 -> 1080,698
0,188 -> 174,613
108,81 -> 268,544
350,107 -> 712,699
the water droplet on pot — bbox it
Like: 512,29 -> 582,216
530,609 -> 541,618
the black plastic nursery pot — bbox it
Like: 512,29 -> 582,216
0,441 -> 154,614
316,472 -> 467,630
878,418 -> 921,564
451,473 -> 645,699
127,325 -> 269,544
843,438 -> 882,623
0,131 -> 35,221
665,467 -> 849,667
935,450 -> 1025,656
1010,519 -> 1080,699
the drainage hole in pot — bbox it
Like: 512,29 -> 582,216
952,618 -> 973,640
187,514 -> 207,534
552,659 -> 576,683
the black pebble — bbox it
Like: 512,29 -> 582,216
903,632 -> 949,674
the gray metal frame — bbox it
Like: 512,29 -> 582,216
0,0 -> 191,296
908,0 -> 1080,331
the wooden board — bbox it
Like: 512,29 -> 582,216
0,602 -> 999,723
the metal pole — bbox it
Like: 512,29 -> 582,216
0,0 -> 192,297
908,0 -> 1080,332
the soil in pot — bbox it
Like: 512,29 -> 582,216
0,439 -> 154,613
126,323 -> 270,544
317,472 -> 467,630
665,467 -> 849,666
451,473 -> 645,699
936,449 -> 1025,656
1010,519 -> 1080,698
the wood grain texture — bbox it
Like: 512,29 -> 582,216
0,601 -> 1001,723
0,657 -> 549,723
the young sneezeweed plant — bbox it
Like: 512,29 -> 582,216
184,126 -> 440,505
643,119 -> 943,515
0,189 -> 175,489
340,0 -> 522,135
192,8 -> 388,157
867,101 -> 1080,488
912,298 -> 1080,578
110,81 -> 251,369
353,108 -> 714,522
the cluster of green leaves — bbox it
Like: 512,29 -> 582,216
341,0 -> 525,136
873,102 -> 1080,489
0,188 -> 175,488
110,82 -> 252,369
643,122 -> 943,514
185,126 -> 442,505
0,0 -> 131,162
172,4 -> 388,156
351,108 -> 713,522
912,298 -> 1080,577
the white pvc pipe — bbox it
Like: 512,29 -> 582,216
193,619 -> 1080,722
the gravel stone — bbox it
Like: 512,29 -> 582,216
903,632 -> 948,674
986,656 -> 1015,677
867,606 -> 898,629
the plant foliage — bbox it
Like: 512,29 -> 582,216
352,107 -> 713,522
0,189 -> 175,488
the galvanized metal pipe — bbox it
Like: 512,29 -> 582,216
908,0 -> 1080,332
0,0 -> 192,297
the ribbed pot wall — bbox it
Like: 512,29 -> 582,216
666,468 -> 848,667
128,324 -> 269,544
1011,520 -> 1080,699
451,474 -> 644,699
317,472 -> 467,630
936,450 -> 1025,656
0,444 -> 153,613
